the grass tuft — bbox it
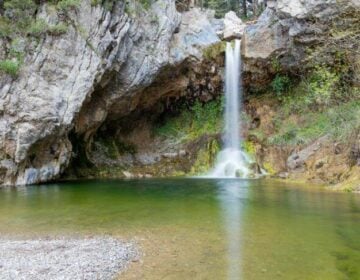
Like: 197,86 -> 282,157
0,59 -> 21,76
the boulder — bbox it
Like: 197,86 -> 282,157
221,11 -> 246,40
287,136 -> 328,172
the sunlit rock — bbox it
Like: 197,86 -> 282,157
222,11 -> 246,41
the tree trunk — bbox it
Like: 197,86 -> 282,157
253,0 -> 258,16
242,0 -> 247,18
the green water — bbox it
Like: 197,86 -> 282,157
0,179 -> 359,279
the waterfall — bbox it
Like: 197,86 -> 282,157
210,40 -> 252,178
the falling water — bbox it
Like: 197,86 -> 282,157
210,40 -> 252,178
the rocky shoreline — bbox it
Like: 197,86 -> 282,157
0,237 -> 138,280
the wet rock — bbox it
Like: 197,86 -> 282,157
123,171 -> 134,179
235,169 -> 244,178
136,154 -> 160,165
249,162 -> 261,174
278,172 -> 289,179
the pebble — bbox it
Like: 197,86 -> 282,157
0,237 -> 138,280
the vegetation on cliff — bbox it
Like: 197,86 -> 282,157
154,98 -> 223,142
0,0 -> 80,75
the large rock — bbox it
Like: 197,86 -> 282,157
221,11 -> 246,40
287,136 -> 329,172
242,0 -> 360,87
0,0 -> 220,186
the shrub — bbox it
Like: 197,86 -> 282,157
0,18 -> 12,38
9,38 -> 25,60
242,141 -> 256,157
271,74 -> 291,96
91,0 -> 101,6
56,0 -> 80,11
27,19 -> 48,37
48,23 -> 68,35
268,100 -> 360,146
0,59 -> 20,76
307,66 -> 339,106
4,0 -> 36,30
203,42 -> 226,60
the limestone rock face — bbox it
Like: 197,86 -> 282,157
0,0 -> 220,186
242,0 -> 360,87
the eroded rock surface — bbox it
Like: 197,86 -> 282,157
0,0 -> 220,186
242,0 -> 360,87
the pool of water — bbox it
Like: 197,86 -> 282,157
0,179 -> 359,279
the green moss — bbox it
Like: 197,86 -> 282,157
190,139 -> 220,175
203,42 -> 226,60
242,140 -> 256,156
263,162 -> 276,175
169,170 -> 186,177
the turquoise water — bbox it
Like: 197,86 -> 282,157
0,179 -> 359,279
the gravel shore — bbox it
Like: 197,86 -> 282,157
0,237 -> 138,280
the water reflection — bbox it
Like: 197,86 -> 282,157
218,179 -> 249,280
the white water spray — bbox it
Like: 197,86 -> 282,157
210,40 -> 252,178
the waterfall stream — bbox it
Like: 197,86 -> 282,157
210,40 -> 253,178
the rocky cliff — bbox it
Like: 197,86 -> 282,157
0,0 -> 359,190
241,0 -> 360,190
0,0 -> 221,186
